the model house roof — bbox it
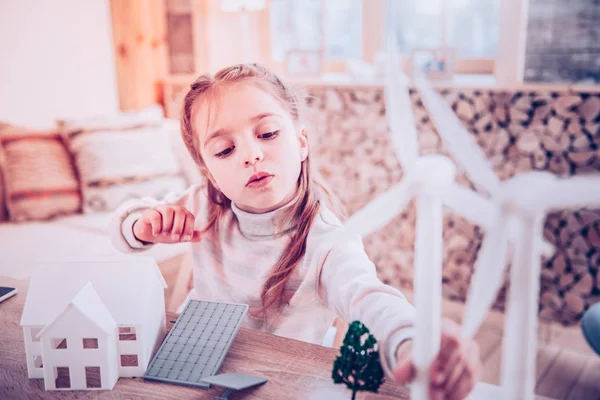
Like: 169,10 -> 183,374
21,257 -> 167,327
37,282 -> 116,339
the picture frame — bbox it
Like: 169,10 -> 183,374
284,50 -> 322,77
409,48 -> 455,81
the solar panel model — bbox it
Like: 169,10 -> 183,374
144,300 -> 249,389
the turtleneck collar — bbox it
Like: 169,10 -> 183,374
230,200 -> 298,240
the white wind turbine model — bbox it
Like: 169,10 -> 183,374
342,9 -> 494,400
342,2 -> 560,399
417,79 -> 600,399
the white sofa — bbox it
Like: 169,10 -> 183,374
0,112 -> 199,281
0,211 -> 189,280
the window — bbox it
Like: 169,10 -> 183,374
268,0 -> 497,74
85,366 -> 102,388
388,0 -> 498,72
119,327 -> 137,341
33,356 -> 43,368
389,0 -> 498,57
269,0 -> 362,61
51,338 -> 67,350
446,0 -> 498,58
324,0 -> 362,59
120,354 -> 139,367
83,338 -> 98,349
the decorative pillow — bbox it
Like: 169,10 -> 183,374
65,122 -> 187,213
0,126 -> 81,222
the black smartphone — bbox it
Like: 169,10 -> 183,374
0,286 -> 17,303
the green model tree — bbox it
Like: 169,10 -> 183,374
332,320 -> 385,400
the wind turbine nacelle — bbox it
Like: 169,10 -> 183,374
414,155 -> 458,191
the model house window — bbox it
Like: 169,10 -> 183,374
51,338 -> 68,349
118,327 -> 137,341
269,0 -> 362,61
83,338 -> 99,349
85,366 -> 101,388
33,355 -> 43,368
30,327 -> 42,342
54,367 -> 70,389
120,354 -> 139,367
388,0 -> 498,72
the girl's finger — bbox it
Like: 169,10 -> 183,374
465,341 -> 482,384
447,367 -> 476,400
448,343 -> 480,400
182,212 -> 196,241
431,345 -> 461,387
393,359 -> 415,385
441,355 -> 465,393
161,207 -> 175,234
171,210 -> 186,240
431,336 -> 460,382
147,209 -> 162,236
190,230 -> 203,242
436,322 -> 461,368
429,388 -> 444,400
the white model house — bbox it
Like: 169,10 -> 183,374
20,257 -> 167,391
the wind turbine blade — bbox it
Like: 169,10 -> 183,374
443,183 -> 555,258
462,212 -> 510,338
414,76 -> 502,197
441,185 -> 494,228
343,179 -> 415,237
541,175 -> 600,210
384,35 -> 419,172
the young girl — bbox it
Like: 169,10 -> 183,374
111,63 -> 481,399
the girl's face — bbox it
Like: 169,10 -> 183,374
194,81 -> 308,214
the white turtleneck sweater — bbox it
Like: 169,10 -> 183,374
110,184 -> 415,378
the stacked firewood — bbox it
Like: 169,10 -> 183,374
304,85 -> 600,326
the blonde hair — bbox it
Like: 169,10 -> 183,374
180,63 -> 342,320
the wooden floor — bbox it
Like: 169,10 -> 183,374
157,257 -> 600,399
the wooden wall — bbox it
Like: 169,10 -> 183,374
109,0 -> 168,110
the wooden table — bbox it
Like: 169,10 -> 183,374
0,276 -> 410,400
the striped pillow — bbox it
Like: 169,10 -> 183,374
0,128 -> 81,222
66,122 -> 187,213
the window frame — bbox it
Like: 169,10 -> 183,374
267,0 -> 496,75
383,0 -> 496,74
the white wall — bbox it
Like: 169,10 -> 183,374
0,1 -> 119,128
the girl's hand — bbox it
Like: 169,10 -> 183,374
393,319 -> 482,400
133,205 -> 203,244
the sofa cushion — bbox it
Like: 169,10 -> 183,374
0,126 -> 81,222
64,121 -> 187,213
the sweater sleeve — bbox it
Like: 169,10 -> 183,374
109,184 -> 206,253
316,232 -> 416,380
